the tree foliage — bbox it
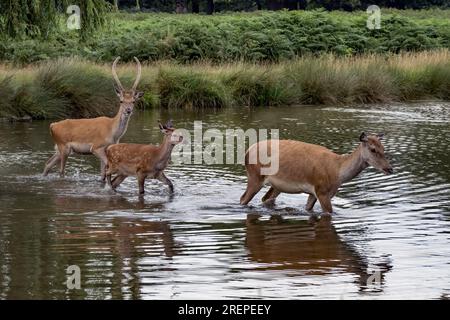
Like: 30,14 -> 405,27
0,0 -> 111,39
109,0 -> 449,13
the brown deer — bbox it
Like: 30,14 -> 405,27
43,57 -> 143,179
105,120 -> 183,195
240,132 -> 393,215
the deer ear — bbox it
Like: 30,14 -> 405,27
359,132 -> 368,142
134,91 -> 144,100
377,133 -> 385,140
158,120 -> 167,132
166,119 -> 173,128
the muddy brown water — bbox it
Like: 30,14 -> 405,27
0,103 -> 449,299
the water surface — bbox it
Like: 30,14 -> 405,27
0,103 -> 449,299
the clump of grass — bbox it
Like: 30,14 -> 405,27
35,59 -> 117,118
157,66 -> 231,109
222,64 -> 298,106
0,76 -> 16,117
1,51 -> 450,120
388,50 -> 450,100
0,71 -> 71,119
351,62 -> 397,104
421,63 -> 450,100
288,57 -> 359,105
0,58 -> 160,120
390,67 -> 426,100
338,55 -> 398,104
12,81 -> 70,119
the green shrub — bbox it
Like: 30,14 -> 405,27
1,10 -> 450,64
157,67 -> 231,108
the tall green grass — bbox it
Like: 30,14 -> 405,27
222,65 -> 298,106
0,50 -> 449,120
0,59 -> 118,119
157,67 -> 231,109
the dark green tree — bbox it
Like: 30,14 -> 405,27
206,0 -> 214,14
192,0 -> 200,13
0,0 -> 111,39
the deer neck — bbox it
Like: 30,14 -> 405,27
338,144 -> 368,185
112,110 -> 131,143
154,135 -> 174,170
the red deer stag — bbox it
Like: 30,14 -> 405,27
43,57 -> 143,179
105,120 -> 183,195
240,132 -> 393,215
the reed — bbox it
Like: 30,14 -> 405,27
0,50 -> 449,119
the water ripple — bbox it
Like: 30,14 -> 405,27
0,103 -> 450,299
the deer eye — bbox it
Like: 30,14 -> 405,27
370,149 -> 376,153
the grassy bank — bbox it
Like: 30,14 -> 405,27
0,50 -> 449,120
1,9 -> 449,64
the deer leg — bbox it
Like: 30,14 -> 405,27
43,152 -> 61,176
58,146 -> 70,177
105,163 -> 112,187
107,173 -> 113,189
240,178 -> 264,205
100,161 -> 106,181
92,148 -> 108,181
105,163 -> 119,190
137,172 -> 146,195
305,194 -> 317,212
261,187 -> 281,206
106,166 -> 115,190
45,152 -> 57,166
111,174 -> 127,190
157,172 -> 174,193
316,193 -> 333,216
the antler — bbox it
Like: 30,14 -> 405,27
132,57 -> 142,92
112,56 -> 124,91
158,119 -> 174,130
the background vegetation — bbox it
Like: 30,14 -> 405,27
1,50 -> 449,119
0,0 -> 111,39
1,9 -> 449,65
0,2 -> 449,118
111,0 -> 450,13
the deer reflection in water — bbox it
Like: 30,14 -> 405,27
54,195 -> 176,258
245,213 -> 392,292
53,195 -> 177,299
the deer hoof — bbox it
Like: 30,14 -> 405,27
262,198 -> 276,207
321,212 -> 333,219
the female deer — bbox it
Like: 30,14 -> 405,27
105,120 -> 183,194
240,132 -> 393,215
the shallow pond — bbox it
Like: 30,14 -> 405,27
0,103 -> 449,299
